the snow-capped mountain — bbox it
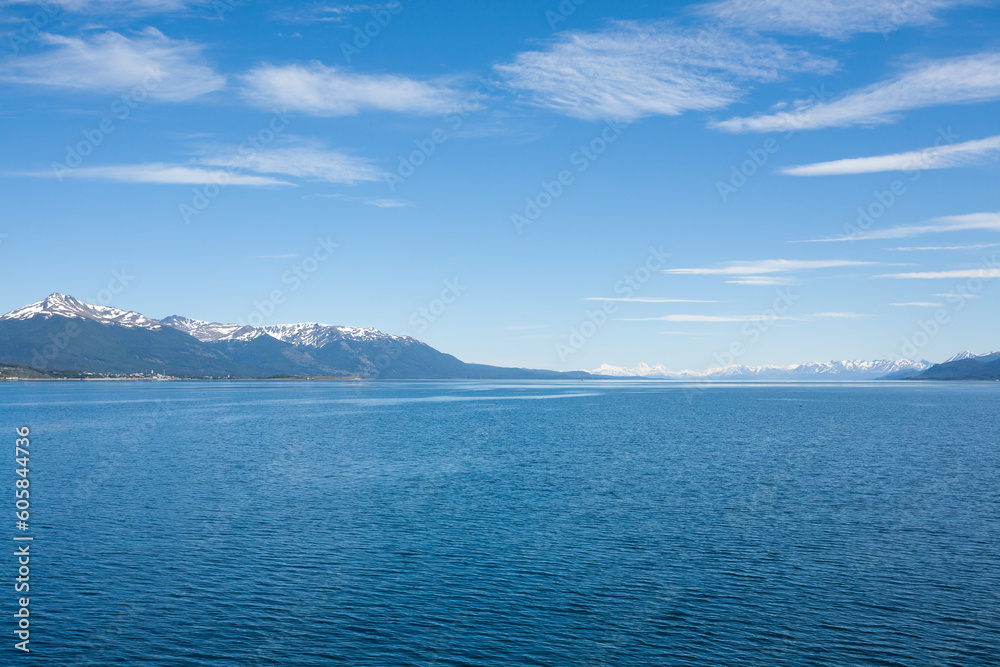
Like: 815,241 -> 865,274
943,350 -> 1000,363
0,295 -> 409,351
0,293 -> 989,381
589,363 -> 704,380
0,293 -> 585,380
919,349 -> 1000,380
260,323 -> 411,347
0,293 -> 161,329
159,316 -> 412,347
589,359 -> 933,381
590,363 -> 671,377
160,316 -> 267,343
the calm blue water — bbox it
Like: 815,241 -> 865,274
3,381 -> 999,666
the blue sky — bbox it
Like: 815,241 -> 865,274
1,0 -> 998,371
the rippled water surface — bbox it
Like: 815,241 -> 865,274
5,381 -> 999,665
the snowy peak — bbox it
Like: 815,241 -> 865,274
590,363 -> 680,378
944,350 -> 1000,363
0,293 -> 161,329
589,359 -> 933,381
158,318 -> 412,347
0,294 -> 413,350
261,323 -> 411,348
160,316 -> 266,343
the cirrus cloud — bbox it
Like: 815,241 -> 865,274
0,28 -> 225,101
798,212 -> 1000,242
195,141 -> 384,185
240,62 -> 469,116
582,297 -> 718,303
880,268 -> 1000,279
781,134 -> 1000,176
715,53 -> 1000,133
665,259 -> 876,275
17,139 -> 385,187
494,20 -> 834,121
699,0 -> 980,39
0,0 -> 197,13
20,164 -> 290,186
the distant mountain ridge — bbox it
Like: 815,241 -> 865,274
0,294 -> 586,380
159,315 -> 407,347
941,350 -> 1000,364
1,294 -> 994,381
589,359 -> 932,381
912,350 -> 1000,380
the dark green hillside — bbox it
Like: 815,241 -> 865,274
915,357 -> 1000,380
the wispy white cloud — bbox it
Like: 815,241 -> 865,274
582,297 -> 718,303
365,198 -> 411,208
274,3 -> 387,23
18,138 -> 384,187
799,212 -> 1000,242
881,268 -> 1000,279
310,193 -> 411,207
889,243 -> 1000,251
22,164 -> 290,186
782,134 -> 1000,176
619,314 -> 802,323
494,20 -> 834,121
933,292 -> 978,299
1,0 -> 196,13
659,331 -> 720,335
715,53 -> 1000,133
196,141 -> 384,184
241,62 -> 468,116
619,311 -> 865,322
811,312 -> 868,318
725,276 -> 798,286
0,28 -> 224,101
665,259 -> 875,275
888,301 -> 945,307
699,0 -> 978,39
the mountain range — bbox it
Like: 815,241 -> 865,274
0,294 -> 587,379
912,350 -> 1000,380
0,294 -> 994,381
587,359 -> 933,381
